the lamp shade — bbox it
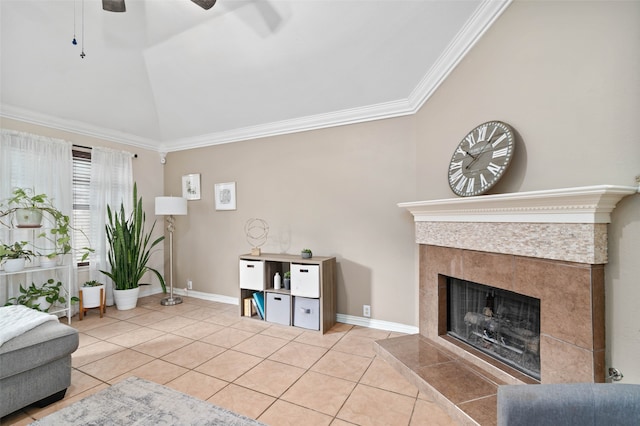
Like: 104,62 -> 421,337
155,197 -> 188,216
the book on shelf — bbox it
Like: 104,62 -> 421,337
252,292 -> 265,319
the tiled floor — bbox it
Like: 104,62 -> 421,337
2,295 -> 457,426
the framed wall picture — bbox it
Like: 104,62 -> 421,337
215,182 -> 237,211
182,174 -> 201,200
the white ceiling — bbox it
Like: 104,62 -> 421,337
0,0 -> 510,152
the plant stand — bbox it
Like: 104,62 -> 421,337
78,287 -> 105,320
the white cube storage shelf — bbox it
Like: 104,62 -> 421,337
238,253 -> 336,334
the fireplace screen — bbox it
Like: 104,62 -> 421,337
447,277 -> 541,379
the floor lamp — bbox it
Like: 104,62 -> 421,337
155,196 -> 188,306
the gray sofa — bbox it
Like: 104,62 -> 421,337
0,320 -> 79,418
497,383 -> 640,426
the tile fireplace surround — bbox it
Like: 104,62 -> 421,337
375,185 -> 638,425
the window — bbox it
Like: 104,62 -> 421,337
72,146 -> 91,266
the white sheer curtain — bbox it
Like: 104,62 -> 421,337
89,147 -> 133,305
0,129 -> 76,311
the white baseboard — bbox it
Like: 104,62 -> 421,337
145,289 -> 417,334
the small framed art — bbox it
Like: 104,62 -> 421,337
182,174 -> 201,200
215,182 -> 237,210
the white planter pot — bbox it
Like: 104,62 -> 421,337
82,285 -> 105,308
40,256 -> 60,268
113,287 -> 140,311
15,208 -> 43,228
3,258 -> 26,273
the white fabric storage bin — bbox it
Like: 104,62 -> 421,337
266,293 -> 291,326
239,260 -> 264,290
291,264 -> 320,298
293,296 -> 320,330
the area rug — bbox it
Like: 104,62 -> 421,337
31,376 -> 266,425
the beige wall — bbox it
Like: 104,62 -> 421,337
164,118 -> 418,324
0,117 -> 166,295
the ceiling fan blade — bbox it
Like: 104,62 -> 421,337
191,0 -> 217,10
103,0 -> 126,13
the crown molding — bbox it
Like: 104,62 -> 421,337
0,104 -> 160,151
1,0 -> 513,153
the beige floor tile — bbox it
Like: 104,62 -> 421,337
294,329 -> 345,348
132,333 -> 193,357
234,359 -> 306,397
0,410 -> 32,426
311,350 -> 373,382
207,383 -> 275,420
260,324 -> 305,340
360,357 -> 419,397
83,320 -> 141,340
126,310 -> 173,326
77,349 -> 154,381
67,369 -> 103,397
268,341 -> 328,369
71,315 -> 119,332
199,327 -> 255,348
195,349 -> 262,382
411,398 -> 457,426
332,334 -> 379,358
71,340 -> 126,367
171,321 -> 224,340
147,315 -> 199,333
205,312 -> 242,327
232,333 -> 289,358
230,318 -> 272,333
111,358 -> 188,384
105,326 -> 165,347
77,332 -> 100,348
166,370 -> 228,401
281,371 -> 356,416
258,399 -> 333,426
103,306 -> 155,320
162,341 -> 226,369
25,383 -> 109,420
347,326 -> 391,340
337,384 -> 415,426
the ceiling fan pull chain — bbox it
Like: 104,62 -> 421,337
72,0 -> 77,45
80,0 -> 86,58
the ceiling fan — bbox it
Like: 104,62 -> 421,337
102,0 -> 217,13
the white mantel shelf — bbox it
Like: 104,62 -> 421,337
398,185 -> 638,224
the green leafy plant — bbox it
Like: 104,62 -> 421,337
4,278 -> 78,312
284,271 -> 291,279
0,241 -> 36,261
0,187 -> 93,261
101,183 -> 166,292
82,280 -> 103,287
301,248 -> 312,254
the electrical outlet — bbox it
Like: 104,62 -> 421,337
363,304 -> 371,318
187,280 -> 193,290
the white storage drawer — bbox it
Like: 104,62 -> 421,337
239,260 -> 264,290
291,263 -> 320,298
266,293 -> 291,326
293,297 -> 319,330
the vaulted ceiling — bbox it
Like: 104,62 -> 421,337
0,0 -> 510,152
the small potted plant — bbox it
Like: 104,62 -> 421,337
4,278 -> 78,312
301,248 -> 313,259
80,280 -> 105,309
283,271 -> 291,290
0,241 -> 36,273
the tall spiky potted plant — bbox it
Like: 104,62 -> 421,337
101,184 -> 165,310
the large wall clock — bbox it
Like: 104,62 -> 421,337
448,121 -> 515,197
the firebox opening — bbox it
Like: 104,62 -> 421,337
446,277 -> 541,380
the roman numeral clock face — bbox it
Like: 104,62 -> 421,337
448,121 -> 515,197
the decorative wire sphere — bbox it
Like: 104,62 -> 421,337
245,218 -> 269,249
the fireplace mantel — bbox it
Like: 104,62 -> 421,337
398,185 -> 638,224
399,185 -> 638,264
